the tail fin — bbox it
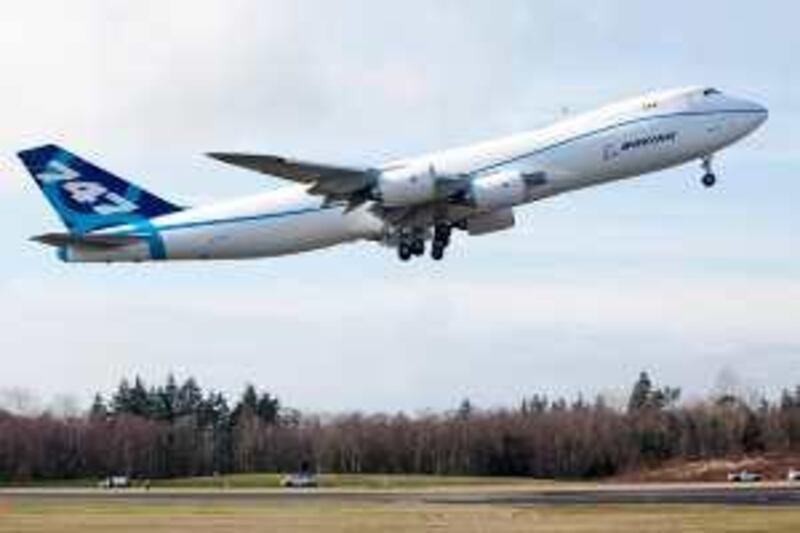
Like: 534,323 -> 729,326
18,144 -> 182,234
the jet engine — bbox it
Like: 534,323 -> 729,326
375,164 -> 438,207
469,170 -> 530,210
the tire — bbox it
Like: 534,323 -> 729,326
431,245 -> 444,261
398,243 -> 412,261
702,173 -> 716,188
411,239 -> 425,256
435,225 -> 452,244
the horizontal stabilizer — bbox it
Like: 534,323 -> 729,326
31,232 -> 144,249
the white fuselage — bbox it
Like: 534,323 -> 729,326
64,86 -> 767,262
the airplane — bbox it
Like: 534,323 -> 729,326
18,85 -> 767,264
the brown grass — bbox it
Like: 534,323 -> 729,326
1,501 -> 799,533
620,452 -> 800,483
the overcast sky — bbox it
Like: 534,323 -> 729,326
0,1 -> 797,413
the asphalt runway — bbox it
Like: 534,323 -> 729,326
428,486 -> 800,506
2,484 -> 800,507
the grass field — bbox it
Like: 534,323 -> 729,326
1,500 -> 799,532
154,473 -> 539,490
3,473 -> 542,490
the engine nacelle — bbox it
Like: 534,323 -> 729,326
466,208 -> 515,236
470,170 -> 529,210
376,165 -> 437,207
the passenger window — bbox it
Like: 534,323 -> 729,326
642,101 -> 658,110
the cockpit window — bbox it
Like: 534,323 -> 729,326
703,88 -> 721,96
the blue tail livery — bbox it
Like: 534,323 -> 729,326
18,144 -> 182,234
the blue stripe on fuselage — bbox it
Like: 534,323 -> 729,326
152,205 -> 332,234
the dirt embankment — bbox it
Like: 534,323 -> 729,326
617,453 -> 800,482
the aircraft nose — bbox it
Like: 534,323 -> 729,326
754,103 -> 769,127
742,99 -> 769,130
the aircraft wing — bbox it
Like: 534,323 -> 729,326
207,152 -> 376,203
31,233 -> 145,249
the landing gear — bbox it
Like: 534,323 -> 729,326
701,156 -> 716,188
431,223 -> 451,261
393,223 -> 453,262
396,227 -> 425,262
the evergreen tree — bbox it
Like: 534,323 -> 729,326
89,393 -> 108,421
232,385 -> 281,425
111,378 -> 133,414
650,386 -> 681,410
256,392 -> 280,424
129,376 -> 150,417
177,377 -> 202,417
197,391 -> 230,428
241,385 -> 258,412
628,371 -> 652,413
157,373 -> 179,421
628,371 -> 681,413
456,398 -> 473,420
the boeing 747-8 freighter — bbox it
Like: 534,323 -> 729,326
19,86 -> 767,263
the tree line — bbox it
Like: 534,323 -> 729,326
1,372 -> 800,482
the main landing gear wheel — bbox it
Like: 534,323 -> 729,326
398,243 -> 412,261
431,223 -> 452,261
411,238 -> 425,256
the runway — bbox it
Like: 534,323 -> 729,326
428,485 -> 800,506
2,483 -> 799,507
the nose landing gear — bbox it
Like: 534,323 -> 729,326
701,156 -> 716,188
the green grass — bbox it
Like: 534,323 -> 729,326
0,478 -> 98,489
1,473 -> 542,490
151,472 -> 538,489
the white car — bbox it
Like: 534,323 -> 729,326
727,470 -> 762,482
281,473 -> 318,488
787,469 -> 800,481
98,475 -> 130,489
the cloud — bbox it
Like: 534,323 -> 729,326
1,270 -> 798,411
0,1 -> 797,412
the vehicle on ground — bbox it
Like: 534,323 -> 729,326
281,472 -> 319,488
19,86 -> 767,264
787,469 -> 800,481
727,470 -> 762,482
98,475 -> 130,489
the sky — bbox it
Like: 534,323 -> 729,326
0,0 -> 797,414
